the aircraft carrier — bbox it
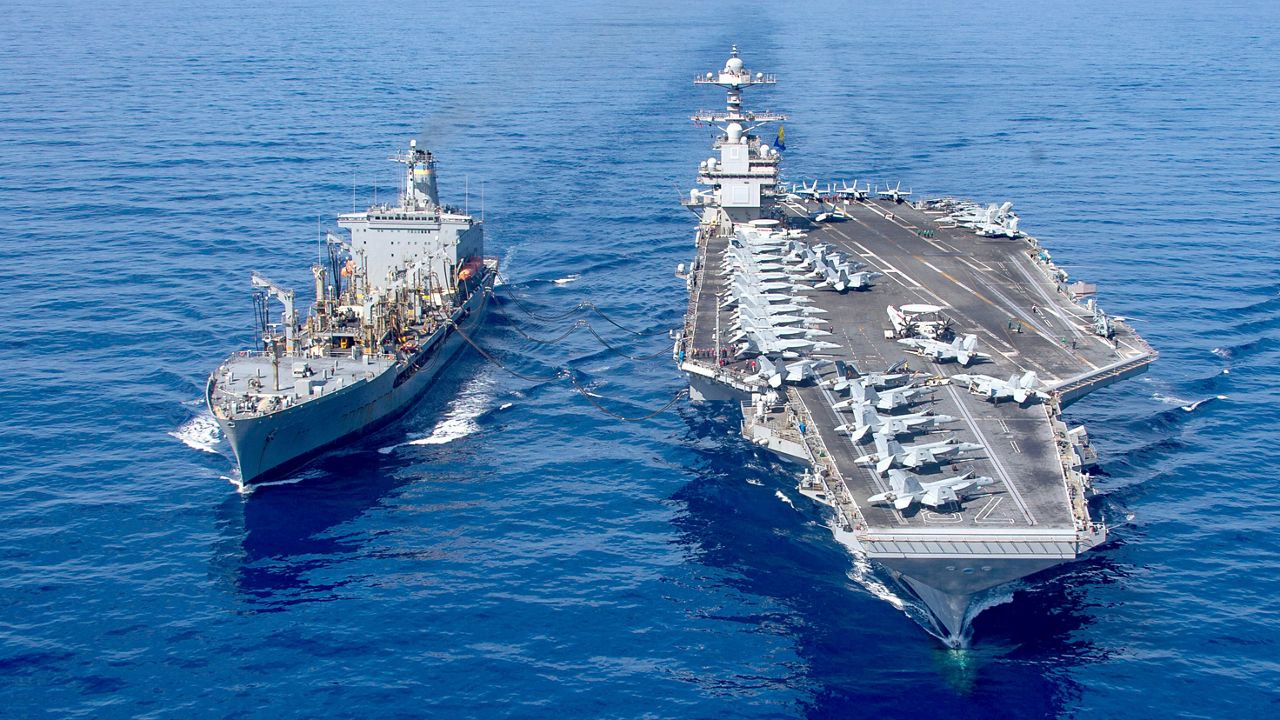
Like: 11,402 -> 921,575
675,48 -> 1156,645
207,140 -> 498,485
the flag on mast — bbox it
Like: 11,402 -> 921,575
773,125 -> 786,151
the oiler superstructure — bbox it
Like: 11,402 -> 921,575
675,48 -> 1156,645
207,140 -> 497,484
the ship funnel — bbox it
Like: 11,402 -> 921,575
407,141 -> 439,207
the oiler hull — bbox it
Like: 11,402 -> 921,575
209,278 -> 492,485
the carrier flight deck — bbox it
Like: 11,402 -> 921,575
675,47 -> 1156,645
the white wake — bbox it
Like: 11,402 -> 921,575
170,410 -> 221,453
379,374 -> 494,454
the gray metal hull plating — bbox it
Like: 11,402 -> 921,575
212,284 -> 491,484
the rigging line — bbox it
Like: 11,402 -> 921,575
494,285 -> 667,337
448,316 -> 686,420
447,317 -> 565,383
581,302 -> 669,337
493,285 -> 586,322
582,322 -> 673,360
508,318 -> 587,344
568,373 -> 688,422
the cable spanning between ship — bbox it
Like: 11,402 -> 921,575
444,315 -> 686,421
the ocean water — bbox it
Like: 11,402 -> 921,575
2,0 -> 1278,717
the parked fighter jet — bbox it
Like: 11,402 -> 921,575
836,404 -> 957,441
829,369 -> 914,394
975,215 -> 1022,238
877,181 -> 912,203
833,180 -> 870,201
898,333 -> 989,366
867,469 -> 995,510
736,295 -> 826,318
791,180 -> 827,201
737,325 -> 839,359
951,371 -> 1047,404
835,380 -> 935,412
856,434 -> 984,475
747,357 -> 824,388
732,303 -> 824,328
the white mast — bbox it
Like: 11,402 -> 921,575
689,46 -> 786,226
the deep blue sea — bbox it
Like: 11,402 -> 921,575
2,0 -> 1278,717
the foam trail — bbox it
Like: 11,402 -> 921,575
1182,395 -> 1228,412
171,409 -> 222,453
829,519 -> 906,612
379,374 -> 494,454
226,473 -> 304,495
774,490 -> 795,509
553,274 -> 580,286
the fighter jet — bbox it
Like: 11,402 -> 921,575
877,181 -> 912,203
833,180 -> 870,201
737,325 -> 839,359
736,295 -> 826,318
731,319 -> 831,342
951,371 -> 1047,404
835,380 -> 935,412
829,369 -> 914,394
843,270 -> 881,291
867,469 -> 996,511
856,434 -> 985,475
836,404 -> 957,441
945,201 -> 1008,229
747,357 -> 824,388
732,303 -> 824,329
975,216 -> 1022,238
813,205 -> 853,223
791,180 -> 827,201
898,333 -> 989,366
730,275 -> 807,296
814,262 -> 881,292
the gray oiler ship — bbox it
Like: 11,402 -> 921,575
675,48 -> 1156,645
207,140 -> 497,484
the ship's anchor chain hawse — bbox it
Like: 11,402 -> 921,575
446,293 -> 687,422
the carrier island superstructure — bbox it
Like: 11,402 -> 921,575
207,140 -> 498,484
675,48 -> 1156,645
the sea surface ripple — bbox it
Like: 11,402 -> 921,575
1,1 -> 1278,717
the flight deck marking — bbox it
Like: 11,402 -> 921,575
922,510 -> 964,524
902,257 -> 1020,361
943,384 -> 1036,525
1010,259 -> 1084,340
974,496 -> 1017,525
